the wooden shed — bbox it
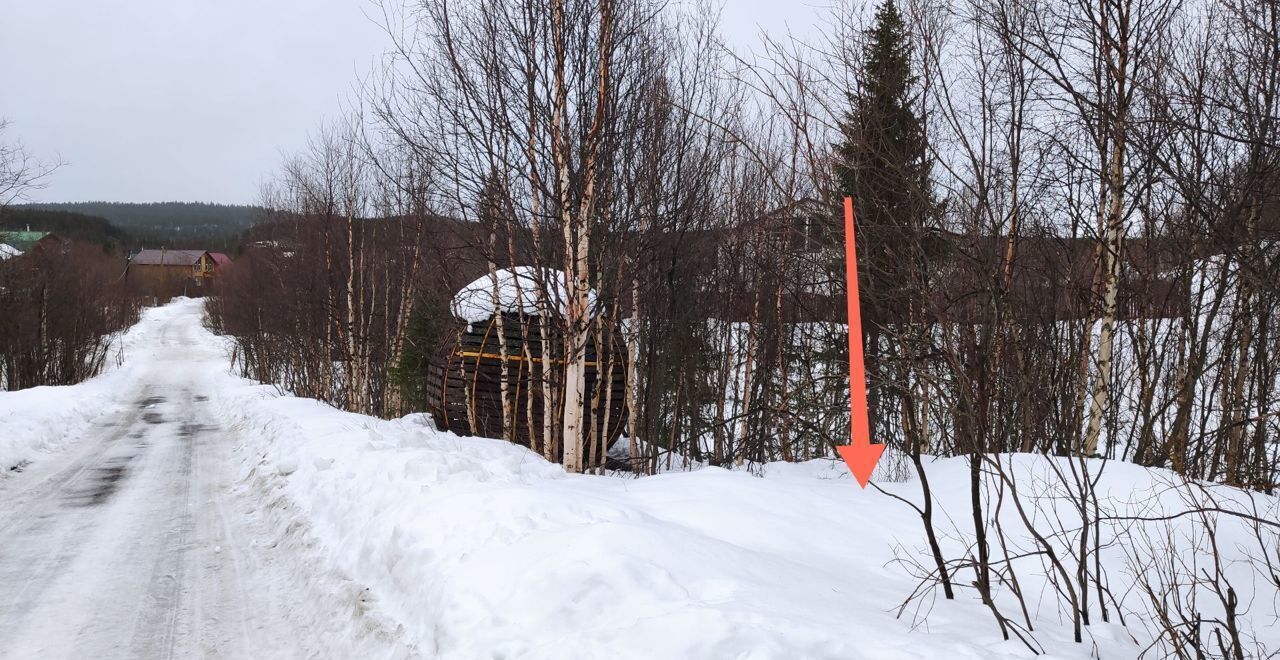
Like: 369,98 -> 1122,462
425,268 -> 628,465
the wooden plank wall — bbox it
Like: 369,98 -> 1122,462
425,313 -> 628,466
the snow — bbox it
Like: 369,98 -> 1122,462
0,243 -> 21,260
2,298 -> 1277,659
0,300 -> 420,659
0,380 -> 120,472
0,308 -> 147,472
451,266 -> 598,323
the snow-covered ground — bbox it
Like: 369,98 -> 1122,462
0,301 -> 414,659
1,298 -> 1276,659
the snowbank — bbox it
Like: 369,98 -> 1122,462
221,393 -> 1010,659
0,243 -> 21,260
206,334 -> 1278,657
452,266 -> 598,323
0,302 -> 162,473
0,381 -> 120,472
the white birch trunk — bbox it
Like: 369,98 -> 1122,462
488,230 -> 512,440
1083,134 -> 1126,455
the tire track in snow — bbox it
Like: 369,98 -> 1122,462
0,388 -> 152,650
0,303 -> 347,659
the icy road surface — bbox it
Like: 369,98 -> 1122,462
0,309 -> 314,659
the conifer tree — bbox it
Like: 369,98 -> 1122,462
833,0 -> 933,442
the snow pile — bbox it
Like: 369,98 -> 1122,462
0,243 -> 21,260
452,266 -> 598,323
0,305 -> 170,472
206,346 -> 1277,656
0,380 -> 122,472
220,394 -> 988,659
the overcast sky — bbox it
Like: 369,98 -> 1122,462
0,0 -> 826,205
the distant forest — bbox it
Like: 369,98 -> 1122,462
0,209 -> 130,251
6,202 -> 264,251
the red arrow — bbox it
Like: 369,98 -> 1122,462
837,196 -> 885,488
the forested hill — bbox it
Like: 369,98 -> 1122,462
13,202 -> 265,251
0,208 -> 130,251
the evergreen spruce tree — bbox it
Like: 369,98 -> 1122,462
835,0 -> 931,279
832,0 -> 933,443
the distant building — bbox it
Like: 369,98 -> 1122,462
127,249 -> 217,297
1,230 -> 49,252
0,233 -> 69,260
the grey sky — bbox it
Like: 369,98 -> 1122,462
1,0 -> 825,205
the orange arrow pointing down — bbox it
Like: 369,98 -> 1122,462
837,197 -> 885,488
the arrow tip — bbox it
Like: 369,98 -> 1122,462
837,443 -> 886,489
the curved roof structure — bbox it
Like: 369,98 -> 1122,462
451,266 -> 599,323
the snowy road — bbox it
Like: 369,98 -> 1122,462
0,308 -> 308,659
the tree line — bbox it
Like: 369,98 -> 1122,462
16,201 -> 266,252
211,0 -> 1277,487
0,238 -> 139,391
